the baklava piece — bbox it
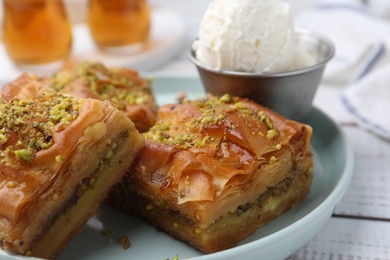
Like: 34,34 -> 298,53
0,73 -> 144,259
110,94 -> 313,253
44,61 -> 158,132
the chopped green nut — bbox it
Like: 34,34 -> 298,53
0,133 -> 7,145
219,93 -> 232,103
14,149 -> 34,162
50,61 -> 152,110
267,129 -> 278,140
0,85 -> 81,164
55,155 -> 64,163
269,156 -> 277,164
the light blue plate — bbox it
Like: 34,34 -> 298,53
1,77 -> 354,260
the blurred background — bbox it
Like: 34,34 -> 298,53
1,0 -> 390,78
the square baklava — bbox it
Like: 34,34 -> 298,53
110,94 -> 313,253
0,73 -> 144,259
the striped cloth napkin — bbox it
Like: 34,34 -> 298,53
296,0 -> 390,139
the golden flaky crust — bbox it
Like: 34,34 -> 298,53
0,73 -> 144,259
110,94 -> 313,253
43,61 -> 158,132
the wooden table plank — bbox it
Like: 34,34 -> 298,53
289,217 -> 390,259
334,126 -> 390,219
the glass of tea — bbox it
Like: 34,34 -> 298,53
2,0 -> 72,69
87,0 -> 151,52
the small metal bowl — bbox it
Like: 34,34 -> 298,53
189,28 -> 335,120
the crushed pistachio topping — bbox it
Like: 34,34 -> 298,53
219,93 -> 232,103
145,95 -> 279,149
0,93 -> 81,163
55,155 -> 64,163
50,61 -> 152,110
269,156 -> 277,164
258,111 -> 274,129
0,131 -> 8,145
14,149 -> 34,162
267,129 -> 278,140
145,95 -> 230,148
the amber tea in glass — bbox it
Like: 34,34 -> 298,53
2,0 -> 72,66
87,0 -> 151,50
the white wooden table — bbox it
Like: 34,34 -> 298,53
147,0 -> 390,259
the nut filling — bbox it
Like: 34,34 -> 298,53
27,131 -> 130,253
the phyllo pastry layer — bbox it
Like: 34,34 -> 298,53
110,94 -> 313,253
0,73 -> 144,259
44,61 -> 158,132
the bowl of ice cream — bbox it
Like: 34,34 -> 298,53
189,0 -> 335,120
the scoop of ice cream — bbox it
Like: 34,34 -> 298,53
193,0 -> 295,73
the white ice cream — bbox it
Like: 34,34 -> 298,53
193,0 -> 296,73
